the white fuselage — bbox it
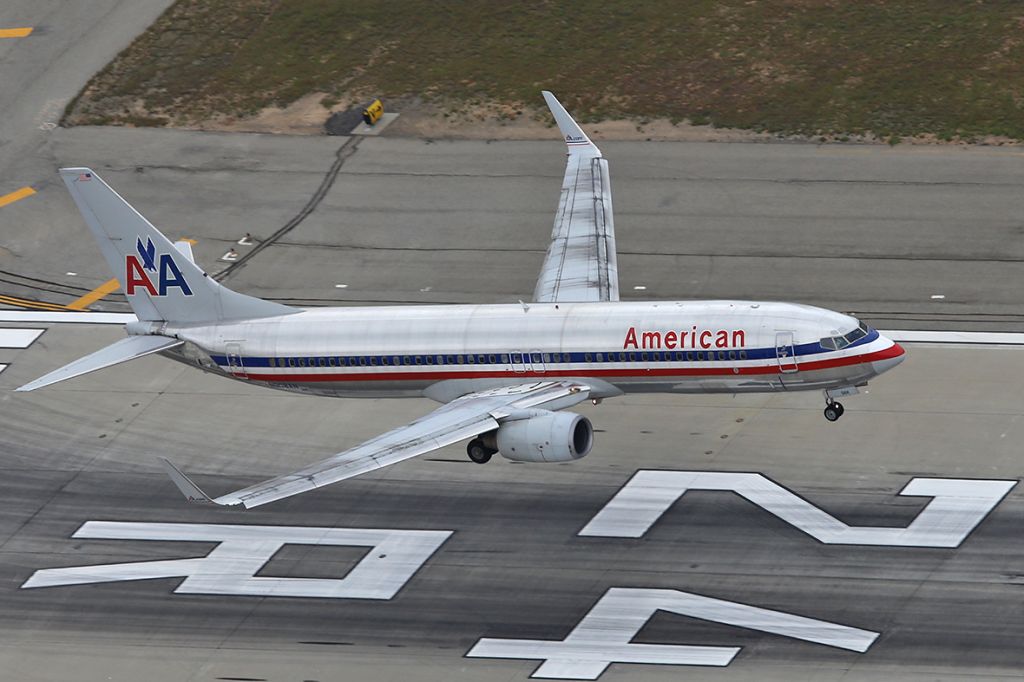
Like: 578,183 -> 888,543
157,300 -> 905,400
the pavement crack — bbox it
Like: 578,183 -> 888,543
214,136 -> 364,281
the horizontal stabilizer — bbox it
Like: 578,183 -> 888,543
16,335 -> 182,391
173,239 -> 195,263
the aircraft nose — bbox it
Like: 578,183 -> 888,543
871,338 -> 906,375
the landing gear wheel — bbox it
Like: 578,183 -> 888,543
823,401 -> 844,422
467,438 -> 493,464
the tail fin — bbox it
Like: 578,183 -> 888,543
59,168 -> 292,323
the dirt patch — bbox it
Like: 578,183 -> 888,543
66,1 -> 1024,144
200,92 -> 336,135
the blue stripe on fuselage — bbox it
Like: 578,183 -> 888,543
209,329 -> 880,368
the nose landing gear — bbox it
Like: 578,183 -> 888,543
823,400 -> 845,422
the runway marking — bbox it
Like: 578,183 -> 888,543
467,587 -> 878,679
0,309 -> 1019,346
580,471 -> 1016,547
21,522 -> 452,599
0,311 -> 135,324
66,278 -> 120,310
0,27 -> 33,38
881,329 -> 1024,346
0,186 -> 36,208
0,328 -> 44,348
0,294 -> 69,312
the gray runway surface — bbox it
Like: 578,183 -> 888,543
2,2 -> 1024,681
1,331 -> 1023,682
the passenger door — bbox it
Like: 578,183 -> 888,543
775,331 -> 798,373
226,341 -> 247,379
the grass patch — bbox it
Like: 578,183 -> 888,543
66,0 -> 1024,141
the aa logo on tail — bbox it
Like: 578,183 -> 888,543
125,237 -> 193,296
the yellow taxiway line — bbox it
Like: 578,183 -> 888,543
0,186 -> 36,208
0,28 -> 33,38
66,278 -> 120,310
0,294 -> 69,312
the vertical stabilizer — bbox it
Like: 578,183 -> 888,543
59,167 -> 293,323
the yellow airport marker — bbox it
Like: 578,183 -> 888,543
0,294 -> 69,312
0,28 -> 33,38
66,278 -> 121,310
0,186 -> 36,208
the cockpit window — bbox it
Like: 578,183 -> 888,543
820,319 -> 871,351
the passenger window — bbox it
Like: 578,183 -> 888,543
543,353 -> 551,363
531,353 -> 541,363
488,355 -> 497,364
585,353 -> 593,362
298,358 -> 307,367
500,354 -> 510,363
370,357 -> 378,366
415,356 -> 423,365
328,357 -> 337,367
596,353 -> 604,362
718,351 -> 726,360
467,354 -> 475,364
739,350 -> 747,360
478,355 -> 486,364
728,351 -> 736,360
403,356 -> 411,365
359,357 -> 367,366
426,356 -> 434,365
686,352 -> 694,361
288,358 -> 296,367
629,352 -> 637,362
457,355 -> 465,364
641,353 -> 649,361
512,353 -> 522,363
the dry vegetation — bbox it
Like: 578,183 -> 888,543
65,0 -> 1024,142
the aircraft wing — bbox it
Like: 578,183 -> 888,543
161,380 -> 591,508
532,91 -> 619,303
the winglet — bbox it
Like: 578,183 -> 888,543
159,457 -> 221,505
542,91 -> 600,156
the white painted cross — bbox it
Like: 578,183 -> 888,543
22,522 -> 452,599
580,471 -> 1015,547
467,587 -> 878,679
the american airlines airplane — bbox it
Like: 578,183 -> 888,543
18,92 -> 905,508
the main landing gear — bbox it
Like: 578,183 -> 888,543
467,438 -> 496,464
823,400 -> 845,422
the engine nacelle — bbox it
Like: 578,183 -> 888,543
495,411 -> 594,463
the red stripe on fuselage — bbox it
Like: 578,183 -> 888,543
233,344 -> 904,383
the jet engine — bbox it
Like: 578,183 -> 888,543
494,411 -> 594,463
